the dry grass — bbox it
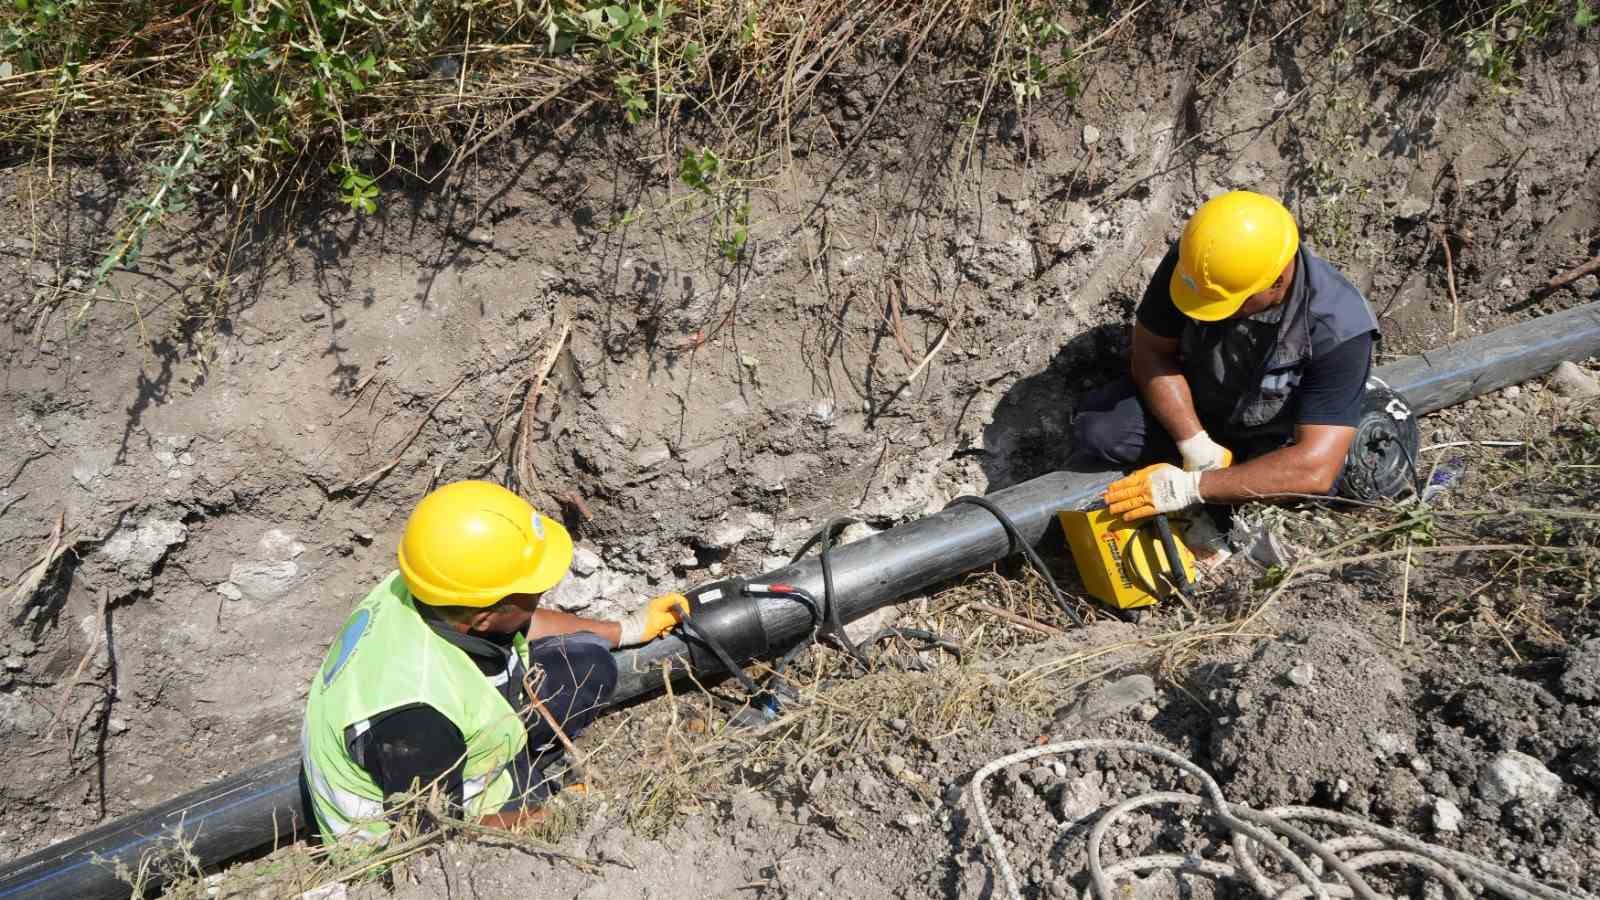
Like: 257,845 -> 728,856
133,419 -> 1600,896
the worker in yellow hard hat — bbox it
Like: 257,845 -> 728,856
1069,190 -> 1413,520
300,480 -> 688,843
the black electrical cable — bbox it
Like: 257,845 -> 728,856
946,494 -> 1086,628
790,516 -> 873,671
860,627 -> 964,668
1339,380 -> 1422,502
674,616 -> 765,699
670,581 -> 823,716
672,512 -> 968,719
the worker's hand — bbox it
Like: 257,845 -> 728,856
618,593 -> 690,646
1104,464 -> 1203,522
1176,431 -> 1233,472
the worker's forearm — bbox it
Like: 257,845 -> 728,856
1198,443 -> 1339,503
1131,349 -> 1204,443
528,608 -> 623,647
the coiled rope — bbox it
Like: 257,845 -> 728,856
967,739 -> 1587,900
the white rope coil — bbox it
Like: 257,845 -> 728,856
966,739 -> 1589,900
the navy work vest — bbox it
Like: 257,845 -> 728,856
1179,247 -> 1378,442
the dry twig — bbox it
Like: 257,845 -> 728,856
335,373 -> 471,494
966,602 -> 1066,637
1434,224 -> 1461,339
44,588 -> 111,742
8,511 -> 73,618
521,668 -> 594,789
515,319 -> 572,495
1534,253 -> 1600,298
891,324 -> 951,400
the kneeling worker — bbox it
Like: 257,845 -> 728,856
1071,190 -> 1406,521
301,480 -> 687,841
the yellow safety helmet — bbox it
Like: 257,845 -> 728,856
1170,190 -> 1299,322
397,480 -> 573,608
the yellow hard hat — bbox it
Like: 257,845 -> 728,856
1170,191 -> 1299,322
397,480 -> 573,607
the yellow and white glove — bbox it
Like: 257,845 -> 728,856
1105,464 -> 1203,522
618,593 -> 689,645
1176,431 -> 1233,472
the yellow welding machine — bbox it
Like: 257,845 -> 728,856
1058,507 -> 1197,611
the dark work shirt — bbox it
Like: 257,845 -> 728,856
1135,245 -> 1373,429
353,628 -> 519,811
346,618 -> 616,817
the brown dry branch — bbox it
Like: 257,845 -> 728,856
520,667 -> 595,789
514,319 -> 572,496
1535,253 -> 1600,297
1398,539 -> 1414,646
334,373 -> 471,495
44,588 -> 111,742
1434,223 -> 1461,339
885,286 -> 918,367
337,363 -> 388,419
965,601 -> 1067,637
890,324 -> 951,400
440,72 -> 588,189
428,814 -> 600,871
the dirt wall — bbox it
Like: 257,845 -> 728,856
1,2 -> 1597,877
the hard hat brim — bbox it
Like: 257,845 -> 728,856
518,513 -> 574,595
1169,265 -> 1246,322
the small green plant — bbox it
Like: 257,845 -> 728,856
338,166 -> 380,215
1459,0 -> 1567,85
1005,6 -> 1081,111
678,147 -> 752,262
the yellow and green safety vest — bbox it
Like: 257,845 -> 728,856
300,571 -> 529,842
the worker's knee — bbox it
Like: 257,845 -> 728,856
1071,408 -> 1144,468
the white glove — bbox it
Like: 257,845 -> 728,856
1104,464 -> 1204,521
1176,431 -> 1234,472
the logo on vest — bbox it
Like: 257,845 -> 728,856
322,608 -> 372,687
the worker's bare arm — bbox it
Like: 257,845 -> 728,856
1130,324 -> 1204,443
1197,423 -> 1355,502
527,608 -> 623,647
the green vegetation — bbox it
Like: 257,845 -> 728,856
0,0 -> 1591,325
1459,0 -> 1593,84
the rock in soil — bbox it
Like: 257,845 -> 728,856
1549,361 -> 1600,398
1477,751 -> 1564,807
1559,637 -> 1600,703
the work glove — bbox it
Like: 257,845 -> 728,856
1176,430 -> 1233,472
618,593 -> 690,645
1104,464 -> 1203,522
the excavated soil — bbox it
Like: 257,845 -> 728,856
2,4 -> 1600,897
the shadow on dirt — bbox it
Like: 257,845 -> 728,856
979,324 -> 1130,491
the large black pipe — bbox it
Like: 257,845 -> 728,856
1379,301 -> 1600,415
5,301 -> 1597,899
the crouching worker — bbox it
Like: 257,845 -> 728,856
1071,190 -> 1417,521
301,480 -> 687,841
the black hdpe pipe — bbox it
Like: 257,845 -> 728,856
5,301 -> 1598,900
